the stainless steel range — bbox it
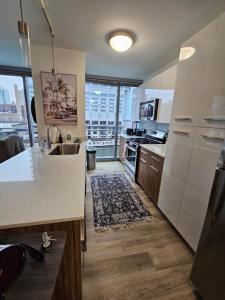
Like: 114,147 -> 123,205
124,130 -> 167,180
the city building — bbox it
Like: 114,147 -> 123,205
0,86 -> 10,104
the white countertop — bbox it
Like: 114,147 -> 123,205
0,142 -> 86,229
140,144 -> 167,158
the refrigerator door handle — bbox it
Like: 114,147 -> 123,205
210,166 -> 225,225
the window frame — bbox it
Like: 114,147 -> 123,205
0,65 -> 34,147
85,75 -> 143,161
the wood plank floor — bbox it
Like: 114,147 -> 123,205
83,161 -> 197,300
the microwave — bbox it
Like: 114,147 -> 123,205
139,99 -> 159,121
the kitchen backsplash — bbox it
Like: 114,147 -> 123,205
141,120 -> 169,134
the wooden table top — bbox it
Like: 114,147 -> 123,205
1,231 -> 67,300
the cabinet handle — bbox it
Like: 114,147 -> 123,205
174,116 -> 192,121
173,130 -> 190,135
140,149 -> 148,155
204,116 -> 225,122
140,158 -> 147,164
151,156 -> 160,162
201,134 -> 224,141
150,165 -> 158,172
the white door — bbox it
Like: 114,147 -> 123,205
158,125 -> 195,226
177,127 -> 225,250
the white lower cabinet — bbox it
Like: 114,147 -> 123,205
158,125 -> 195,226
177,127 -> 225,250
158,173 -> 185,226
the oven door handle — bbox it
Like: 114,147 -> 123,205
127,145 -> 137,152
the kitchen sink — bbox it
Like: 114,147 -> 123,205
49,143 -> 80,155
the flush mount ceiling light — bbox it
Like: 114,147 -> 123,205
109,31 -> 134,52
179,47 -> 196,61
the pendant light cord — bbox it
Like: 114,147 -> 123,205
19,0 -> 24,22
51,32 -> 55,70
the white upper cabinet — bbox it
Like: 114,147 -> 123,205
177,127 -> 225,250
143,73 -> 162,101
201,12 -> 225,128
171,19 -> 218,126
157,65 -> 177,124
141,64 -> 177,123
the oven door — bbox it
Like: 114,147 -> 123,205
125,145 -> 137,173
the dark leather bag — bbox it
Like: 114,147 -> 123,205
0,243 -> 44,296
0,245 -> 26,295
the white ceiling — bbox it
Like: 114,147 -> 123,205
0,0 -> 225,80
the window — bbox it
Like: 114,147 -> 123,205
85,80 -> 141,159
0,74 -> 36,147
108,121 -> 114,125
92,107 -> 98,112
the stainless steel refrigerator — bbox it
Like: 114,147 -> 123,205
190,146 -> 225,299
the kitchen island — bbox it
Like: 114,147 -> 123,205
0,142 -> 86,300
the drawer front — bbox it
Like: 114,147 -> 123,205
149,153 -> 163,169
139,147 -> 150,161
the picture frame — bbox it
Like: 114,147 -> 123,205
40,72 -> 77,125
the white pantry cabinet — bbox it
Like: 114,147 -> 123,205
159,11 -> 225,251
171,19 -> 217,127
177,127 -> 225,250
158,124 -> 195,226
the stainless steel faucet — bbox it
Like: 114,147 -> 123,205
47,125 -> 62,149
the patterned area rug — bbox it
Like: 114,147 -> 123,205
90,174 -> 155,231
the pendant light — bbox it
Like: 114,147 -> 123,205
18,0 -> 31,67
50,32 -> 58,93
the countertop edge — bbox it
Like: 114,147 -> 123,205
139,144 -> 166,158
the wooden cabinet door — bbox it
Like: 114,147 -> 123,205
136,156 -> 148,189
137,147 -> 164,205
146,155 -> 163,205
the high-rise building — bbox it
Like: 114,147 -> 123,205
14,84 -> 25,118
0,87 -> 10,104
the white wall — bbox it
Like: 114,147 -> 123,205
31,45 -> 85,140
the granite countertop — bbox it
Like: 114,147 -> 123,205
0,142 -> 86,229
139,144 -> 167,158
